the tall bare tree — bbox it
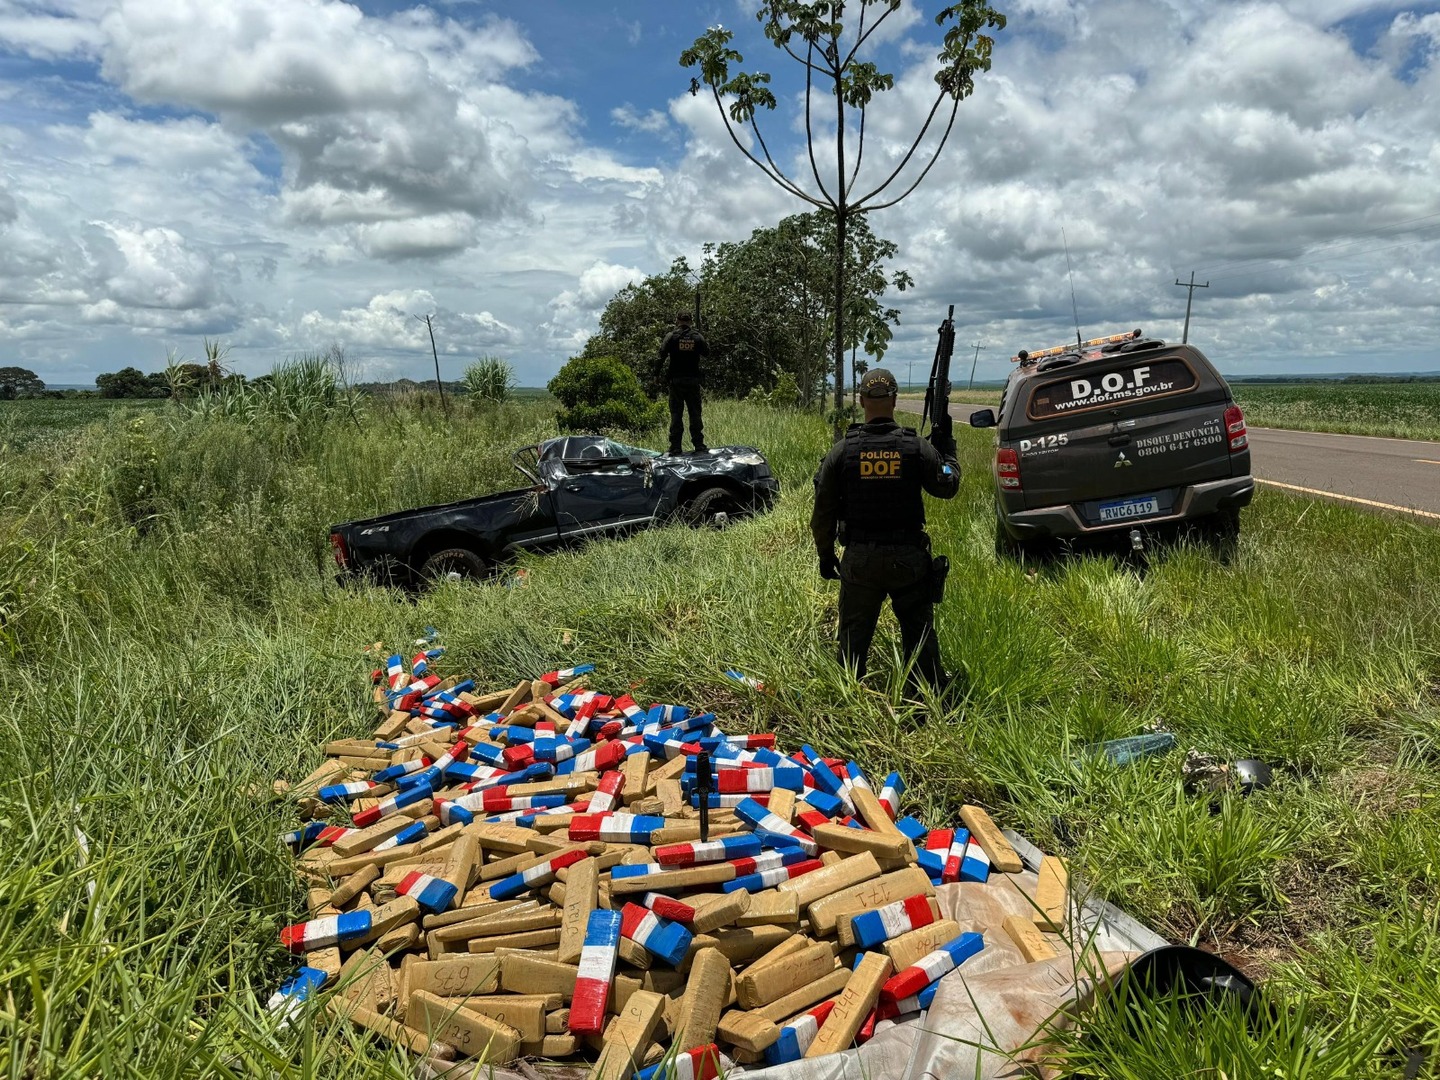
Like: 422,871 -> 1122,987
682,1 -> 1005,424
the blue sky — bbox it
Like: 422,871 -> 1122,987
2,0 -> 1439,388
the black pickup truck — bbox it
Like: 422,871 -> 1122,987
329,435 -> 781,584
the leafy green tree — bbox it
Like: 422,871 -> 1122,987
703,211 -> 909,405
95,367 -> 157,398
583,211 -> 907,408
0,366 -> 44,397
548,356 -> 665,435
682,0 -> 1005,419
582,259 -> 702,397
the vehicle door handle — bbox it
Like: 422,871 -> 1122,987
563,483 -> 583,492
1108,434 -> 1130,446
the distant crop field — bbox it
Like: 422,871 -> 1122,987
1232,382 -> 1440,442
0,397 -> 164,451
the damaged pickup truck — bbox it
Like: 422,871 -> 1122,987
328,436 -> 781,584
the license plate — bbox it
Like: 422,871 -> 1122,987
1098,496 -> 1161,522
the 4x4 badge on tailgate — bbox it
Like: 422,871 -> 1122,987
1115,451 -> 1132,468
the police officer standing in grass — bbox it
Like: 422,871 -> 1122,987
659,311 -> 710,455
811,368 -> 960,694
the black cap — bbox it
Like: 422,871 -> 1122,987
858,368 -> 898,398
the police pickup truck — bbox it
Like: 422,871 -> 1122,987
969,329 -> 1253,555
329,436 -> 780,584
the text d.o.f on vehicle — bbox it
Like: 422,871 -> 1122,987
969,330 -> 1252,556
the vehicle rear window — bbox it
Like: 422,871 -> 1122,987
1026,357 -> 1198,420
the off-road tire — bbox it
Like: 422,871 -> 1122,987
681,486 -> 743,529
420,547 -> 488,582
993,508 -> 1050,563
1199,507 -> 1241,560
1206,508 -> 1241,542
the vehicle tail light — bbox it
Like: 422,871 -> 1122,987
330,531 -> 350,570
996,448 -> 1022,490
1224,405 -> 1248,452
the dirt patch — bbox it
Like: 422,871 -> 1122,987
1339,762 -> 1430,819
1159,854 -> 1361,983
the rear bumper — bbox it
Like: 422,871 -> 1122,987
1003,476 -> 1254,539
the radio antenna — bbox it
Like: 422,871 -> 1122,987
1062,227 -> 1082,348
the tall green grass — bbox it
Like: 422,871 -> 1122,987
1,396 -> 1437,1077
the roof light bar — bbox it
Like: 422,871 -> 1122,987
1013,328 -> 1143,364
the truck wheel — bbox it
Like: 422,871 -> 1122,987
993,509 -> 1048,563
682,486 -> 742,529
421,547 -> 488,582
994,527 -> 1023,560
1208,508 -> 1241,541
1201,508 -> 1241,559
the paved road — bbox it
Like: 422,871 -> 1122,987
897,399 -> 1440,522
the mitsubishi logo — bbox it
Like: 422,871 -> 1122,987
1115,451 -> 1132,468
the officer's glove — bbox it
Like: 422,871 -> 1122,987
818,551 -> 841,581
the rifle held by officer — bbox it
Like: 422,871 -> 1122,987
922,305 -> 957,460
921,306 -> 956,604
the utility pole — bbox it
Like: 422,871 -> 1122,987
1174,272 -> 1209,344
907,357 -> 914,392
967,343 -> 986,392
417,313 -> 449,419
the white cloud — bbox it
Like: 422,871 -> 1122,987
612,104 -> 671,134
543,260 -> 648,348
565,151 -> 665,186
0,4 -> 105,59
1,0 -> 1438,383
354,214 -> 482,260
84,221 -> 221,310
90,0 -> 566,234
458,310 -> 524,348
295,290 -> 521,355
97,0 -> 428,123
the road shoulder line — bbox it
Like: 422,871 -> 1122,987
1255,478 -> 1440,521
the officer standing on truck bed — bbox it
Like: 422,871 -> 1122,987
659,311 -> 709,455
811,367 -> 960,694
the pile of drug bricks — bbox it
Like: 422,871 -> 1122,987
271,651 -> 1070,1079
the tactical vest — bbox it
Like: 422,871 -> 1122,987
838,424 -> 926,544
667,330 -> 703,381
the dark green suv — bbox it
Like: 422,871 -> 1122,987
969,330 -> 1253,554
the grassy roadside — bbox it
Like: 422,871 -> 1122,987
1,396 -> 1437,1077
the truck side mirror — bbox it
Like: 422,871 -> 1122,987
969,408 -> 997,429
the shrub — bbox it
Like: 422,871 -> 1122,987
757,371 -> 802,410
547,355 -> 664,435
462,356 -> 516,403
183,350 -> 364,429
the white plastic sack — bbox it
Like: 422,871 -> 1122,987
454,870 -> 1139,1080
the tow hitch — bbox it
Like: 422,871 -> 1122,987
1130,527 -> 1144,552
